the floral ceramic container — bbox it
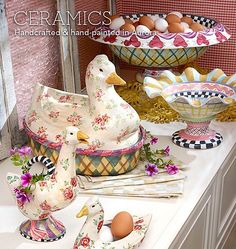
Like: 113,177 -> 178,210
6,127 -> 89,242
90,13 -> 230,68
74,197 -> 152,249
25,55 -> 144,176
144,68 -> 236,149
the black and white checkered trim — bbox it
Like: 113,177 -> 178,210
122,13 -> 216,28
20,230 -> 65,242
174,91 -> 225,99
26,156 -> 55,175
172,131 -> 223,149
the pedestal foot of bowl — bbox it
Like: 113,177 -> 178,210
19,215 -> 66,242
172,121 -> 223,149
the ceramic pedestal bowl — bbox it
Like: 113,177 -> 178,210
144,68 -> 236,149
90,13 -> 230,68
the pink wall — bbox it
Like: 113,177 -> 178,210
6,0 -> 61,128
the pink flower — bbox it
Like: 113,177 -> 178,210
14,188 -> 31,204
135,219 -> 144,224
63,187 -> 74,200
150,137 -> 158,145
21,172 -> 32,187
10,147 -> 18,156
40,200 -> 51,211
71,177 -> 77,187
134,225 -> 142,230
80,236 -> 90,247
145,163 -> 158,176
165,164 -> 179,175
164,146 -> 170,156
18,146 -> 32,156
38,213 -> 50,220
97,220 -> 103,232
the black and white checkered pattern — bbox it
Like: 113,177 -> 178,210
174,91 -> 225,99
20,230 -> 65,242
172,131 -> 223,149
122,13 -> 216,28
26,155 -> 55,175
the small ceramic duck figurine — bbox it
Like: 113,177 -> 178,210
74,197 -> 152,249
6,126 -> 89,242
25,54 -> 140,151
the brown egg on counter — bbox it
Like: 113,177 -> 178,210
190,22 -> 205,32
133,21 -> 140,28
111,211 -> 134,239
166,14 -> 181,24
139,16 -> 155,30
181,16 -> 193,26
168,23 -> 184,33
124,18 -> 133,24
120,23 -> 136,32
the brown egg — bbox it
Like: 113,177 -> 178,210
139,16 -> 155,30
111,211 -> 134,239
168,23 -> 184,33
181,16 -> 193,26
166,14 -> 181,24
109,14 -> 120,21
120,23 -> 135,32
190,23 -> 205,32
124,18 -> 133,24
133,21 -> 140,28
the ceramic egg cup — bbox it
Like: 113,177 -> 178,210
144,68 -> 236,149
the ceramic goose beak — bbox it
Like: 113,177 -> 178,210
76,205 -> 89,218
77,131 -> 89,144
106,72 -> 126,86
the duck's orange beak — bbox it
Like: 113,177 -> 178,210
106,72 -> 126,86
76,205 -> 89,218
77,131 -> 89,144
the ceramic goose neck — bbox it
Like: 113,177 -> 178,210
83,210 -> 104,235
55,142 -> 77,179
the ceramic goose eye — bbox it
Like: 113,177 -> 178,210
92,204 -> 95,208
99,68 -> 103,72
70,132 -> 73,135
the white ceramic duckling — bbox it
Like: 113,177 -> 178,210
6,126 -> 89,242
25,54 -> 140,151
73,197 -> 152,249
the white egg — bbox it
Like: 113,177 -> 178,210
184,28 -> 193,33
136,25 -> 151,34
99,226 -> 114,243
169,11 -> 183,18
109,17 -> 125,30
154,18 -> 168,32
150,15 -> 160,22
180,22 -> 189,29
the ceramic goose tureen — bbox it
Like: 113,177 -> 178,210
74,197 -> 151,249
25,54 -> 140,151
6,126 -> 89,242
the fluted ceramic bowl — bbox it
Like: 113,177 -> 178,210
144,68 -> 236,149
90,13 -> 230,68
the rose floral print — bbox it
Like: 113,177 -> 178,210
92,114 -> 110,131
67,112 -> 82,126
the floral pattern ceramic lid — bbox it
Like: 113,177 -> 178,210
25,55 -> 141,151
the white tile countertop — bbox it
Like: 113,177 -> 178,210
0,121 -> 235,249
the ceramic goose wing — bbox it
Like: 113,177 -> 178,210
25,83 -> 90,145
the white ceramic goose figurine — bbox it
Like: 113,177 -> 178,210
25,54 -> 140,151
73,197 -> 152,249
6,126 -> 89,242
84,54 -> 140,149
